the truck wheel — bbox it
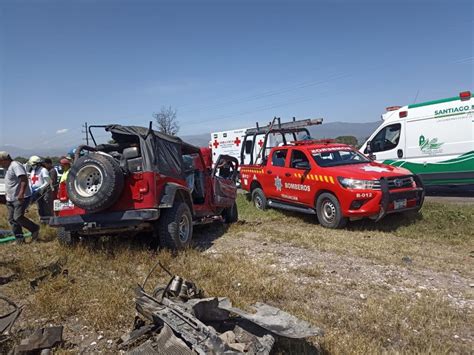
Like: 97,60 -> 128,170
222,202 -> 238,223
67,153 -> 124,213
252,188 -> 267,211
57,228 -> 79,246
316,193 -> 347,229
157,202 -> 193,250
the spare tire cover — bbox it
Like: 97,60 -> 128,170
67,153 -> 124,212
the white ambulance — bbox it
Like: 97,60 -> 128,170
210,128 -> 249,165
360,91 -> 474,186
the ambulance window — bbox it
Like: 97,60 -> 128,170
371,123 -> 401,152
290,149 -> 310,168
271,149 -> 287,167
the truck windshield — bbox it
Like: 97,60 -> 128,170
0,168 -> 4,178
312,148 -> 370,167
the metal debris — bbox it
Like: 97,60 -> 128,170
14,326 -> 63,354
29,258 -> 69,290
0,295 -> 23,344
120,262 -> 323,354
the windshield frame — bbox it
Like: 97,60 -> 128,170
311,147 -> 370,168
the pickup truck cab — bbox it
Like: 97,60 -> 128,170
240,140 -> 425,228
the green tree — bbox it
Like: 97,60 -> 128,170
335,136 -> 358,147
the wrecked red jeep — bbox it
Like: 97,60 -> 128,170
49,124 -> 239,249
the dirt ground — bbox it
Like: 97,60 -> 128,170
0,196 -> 473,354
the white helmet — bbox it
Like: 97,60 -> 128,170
28,155 -> 43,165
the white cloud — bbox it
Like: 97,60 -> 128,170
56,128 -> 69,134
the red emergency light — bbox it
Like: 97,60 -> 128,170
386,106 -> 401,112
460,91 -> 471,101
399,111 -> 408,118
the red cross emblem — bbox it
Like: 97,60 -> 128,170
31,174 -> 39,184
213,140 -> 219,149
234,137 -> 241,146
258,139 -> 264,147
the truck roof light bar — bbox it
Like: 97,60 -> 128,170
386,106 -> 401,112
460,91 -> 471,101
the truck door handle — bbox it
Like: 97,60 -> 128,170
267,170 -> 272,174
285,173 -> 291,177
397,149 -> 403,158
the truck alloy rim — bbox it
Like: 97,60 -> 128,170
322,200 -> 336,222
179,214 -> 190,242
254,195 -> 263,209
74,165 -> 103,197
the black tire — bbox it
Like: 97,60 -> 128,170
222,202 -> 238,223
252,188 -> 267,211
157,202 -> 193,250
57,227 -> 79,246
316,193 -> 348,229
67,153 -> 124,212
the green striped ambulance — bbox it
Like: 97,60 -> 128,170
361,91 -> 473,186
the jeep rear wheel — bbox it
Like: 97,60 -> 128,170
67,153 -> 124,213
157,202 -> 193,250
252,188 -> 267,211
57,227 -> 79,247
316,193 -> 347,229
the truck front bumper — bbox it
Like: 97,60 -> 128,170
49,209 -> 160,233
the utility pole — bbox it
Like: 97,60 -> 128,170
82,122 -> 89,145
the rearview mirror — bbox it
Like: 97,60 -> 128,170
366,141 -> 376,161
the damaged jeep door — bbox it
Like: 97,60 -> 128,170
211,155 -> 238,207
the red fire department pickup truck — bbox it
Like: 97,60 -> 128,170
239,118 -> 424,228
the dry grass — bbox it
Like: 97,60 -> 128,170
0,196 -> 473,354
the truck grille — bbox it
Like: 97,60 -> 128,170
387,176 -> 414,189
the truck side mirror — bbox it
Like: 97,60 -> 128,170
366,141 -> 376,161
294,161 -> 311,170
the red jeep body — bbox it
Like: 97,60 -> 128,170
241,140 -> 424,228
50,124 -> 239,249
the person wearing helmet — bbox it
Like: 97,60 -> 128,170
0,151 -> 39,243
28,155 -> 52,220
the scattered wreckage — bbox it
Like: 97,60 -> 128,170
119,262 -> 323,354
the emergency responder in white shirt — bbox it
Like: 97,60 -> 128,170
28,156 -> 52,220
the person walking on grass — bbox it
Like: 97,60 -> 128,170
0,151 -> 39,243
28,155 -> 51,222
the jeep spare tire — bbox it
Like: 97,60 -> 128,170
67,153 -> 124,212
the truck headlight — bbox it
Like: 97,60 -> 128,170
338,177 -> 380,190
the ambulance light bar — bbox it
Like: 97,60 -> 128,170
460,91 -> 471,101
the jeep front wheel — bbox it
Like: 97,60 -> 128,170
222,202 -> 238,223
157,202 -> 193,250
316,193 -> 347,229
252,188 -> 267,211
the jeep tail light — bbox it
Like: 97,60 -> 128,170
58,182 -> 69,202
460,91 -> 471,101
399,111 -> 408,118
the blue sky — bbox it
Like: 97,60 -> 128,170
0,0 -> 472,149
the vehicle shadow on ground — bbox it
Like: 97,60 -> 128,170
347,212 -> 423,233
192,222 -> 230,251
259,207 -> 423,233
57,223 -> 231,255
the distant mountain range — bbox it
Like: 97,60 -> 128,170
182,121 -> 381,147
0,121 -> 381,158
